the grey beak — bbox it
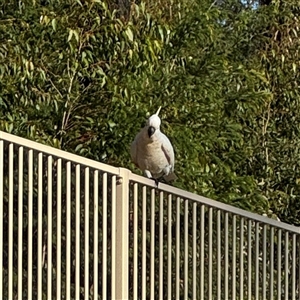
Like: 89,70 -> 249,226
148,126 -> 155,137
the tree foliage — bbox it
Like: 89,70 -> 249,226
1,0 -> 300,222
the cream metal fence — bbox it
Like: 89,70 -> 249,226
0,130 -> 300,299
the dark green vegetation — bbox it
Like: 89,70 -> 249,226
2,0 -> 298,224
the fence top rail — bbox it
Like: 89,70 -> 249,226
129,172 -> 300,234
0,131 -> 119,175
1,131 -> 299,234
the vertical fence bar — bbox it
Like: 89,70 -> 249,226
217,210 -> 221,300
133,183 -> 138,300
75,165 -> 80,300
28,150 -> 33,300
240,217 -> 244,299
247,219 -> 252,300
232,215 -> 236,300
298,235 -> 300,300
208,207 -> 213,299
114,168 -> 129,299
111,175 -> 117,300
225,213 -> 229,299
184,200 -> 188,300
85,167 -> 90,300
38,152 -> 43,299
200,205 -> 205,299
192,203 -> 197,299
18,147 -> 23,299
176,197 -> 180,299
168,194 -> 172,299
292,234 -> 296,300
0,141 -> 3,299
159,191 -> 164,299
8,144 -> 13,299
56,159 -> 62,300
102,173 -> 108,299
255,222 -> 259,300
262,225 -> 267,300
142,186 -> 146,299
285,232 -> 289,300
270,227 -> 274,300
93,170 -> 99,300
150,189 -> 155,299
47,156 -> 53,299
278,229 -> 282,300
66,161 -> 71,299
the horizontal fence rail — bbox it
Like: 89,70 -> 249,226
0,131 -> 300,299
128,174 -> 300,300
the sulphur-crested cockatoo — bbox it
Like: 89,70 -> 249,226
130,107 -> 177,184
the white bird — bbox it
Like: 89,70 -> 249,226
130,107 -> 177,184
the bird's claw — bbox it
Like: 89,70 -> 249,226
151,177 -> 160,187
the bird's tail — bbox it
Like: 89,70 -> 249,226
163,172 -> 178,182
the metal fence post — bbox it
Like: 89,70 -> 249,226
113,167 -> 130,299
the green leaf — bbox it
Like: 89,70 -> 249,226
125,27 -> 134,42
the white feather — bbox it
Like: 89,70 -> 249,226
130,109 -> 177,182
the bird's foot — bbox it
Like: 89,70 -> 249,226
151,177 -> 160,188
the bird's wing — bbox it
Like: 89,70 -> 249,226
160,133 -> 175,169
160,133 -> 177,182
